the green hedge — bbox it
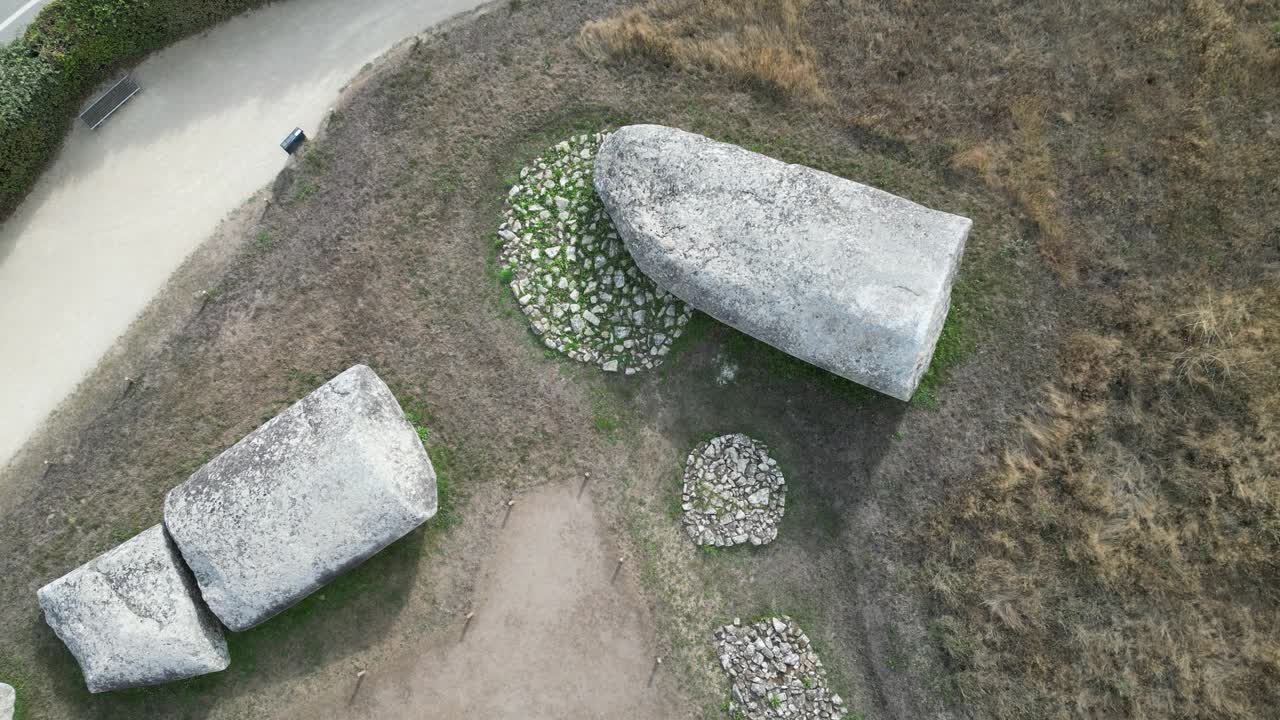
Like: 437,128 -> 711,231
0,0 -> 269,220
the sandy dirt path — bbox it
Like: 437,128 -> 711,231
287,481 -> 680,720
0,0 -> 488,467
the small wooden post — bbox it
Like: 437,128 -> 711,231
461,610 -> 475,642
348,669 -> 367,705
648,656 -> 662,687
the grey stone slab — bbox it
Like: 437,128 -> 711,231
0,682 -> 13,720
163,364 -> 437,631
594,124 -> 971,400
36,525 -> 230,693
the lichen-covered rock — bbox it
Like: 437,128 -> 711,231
681,434 -> 785,547
594,124 -> 971,401
163,364 -> 437,631
36,525 -> 230,693
716,616 -> 846,720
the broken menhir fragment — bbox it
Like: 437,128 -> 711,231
163,364 -> 438,631
594,124 -> 971,401
37,525 -> 230,693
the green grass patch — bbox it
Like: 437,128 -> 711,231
590,386 -> 625,439
781,478 -> 842,541
301,145 -> 332,173
292,179 -> 318,202
721,325 -> 878,406
0,655 -> 32,720
660,310 -> 716,366
254,230 -> 274,253
285,367 -> 323,393
885,622 -> 910,672
432,167 -> 462,195
911,308 -> 970,408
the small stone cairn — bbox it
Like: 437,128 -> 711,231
716,616 -> 847,720
681,434 -> 785,547
498,132 -> 690,374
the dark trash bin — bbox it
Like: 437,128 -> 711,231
280,127 -> 306,154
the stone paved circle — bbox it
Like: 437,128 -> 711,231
716,616 -> 847,720
681,434 -> 785,547
498,131 -> 691,374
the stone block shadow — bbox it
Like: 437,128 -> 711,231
623,311 -> 908,551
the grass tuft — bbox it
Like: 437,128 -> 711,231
578,0 -> 826,104
951,98 -> 1072,283
589,386 -> 625,439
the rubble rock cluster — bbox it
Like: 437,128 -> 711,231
716,616 -> 847,720
681,434 -> 785,547
498,132 -> 690,375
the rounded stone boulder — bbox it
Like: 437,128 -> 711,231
36,525 -> 230,693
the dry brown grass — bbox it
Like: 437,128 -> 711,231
925,283 -> 1280,719
914,2 -> 1280,716
578,0 -> 827,103
951,97 -> 1074,282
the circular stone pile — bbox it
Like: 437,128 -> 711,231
681,434 -> 785,547
498,132 -> 691,374
716,616 -> 847,720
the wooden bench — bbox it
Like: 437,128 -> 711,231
80,76 -> 140,130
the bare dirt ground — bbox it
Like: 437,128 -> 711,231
289,481 -> 679,720
6,1 -> 1270,719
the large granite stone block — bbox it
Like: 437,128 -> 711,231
594,124 -> 971,400
37,525 -> 230,693
163,364 -> 437,631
